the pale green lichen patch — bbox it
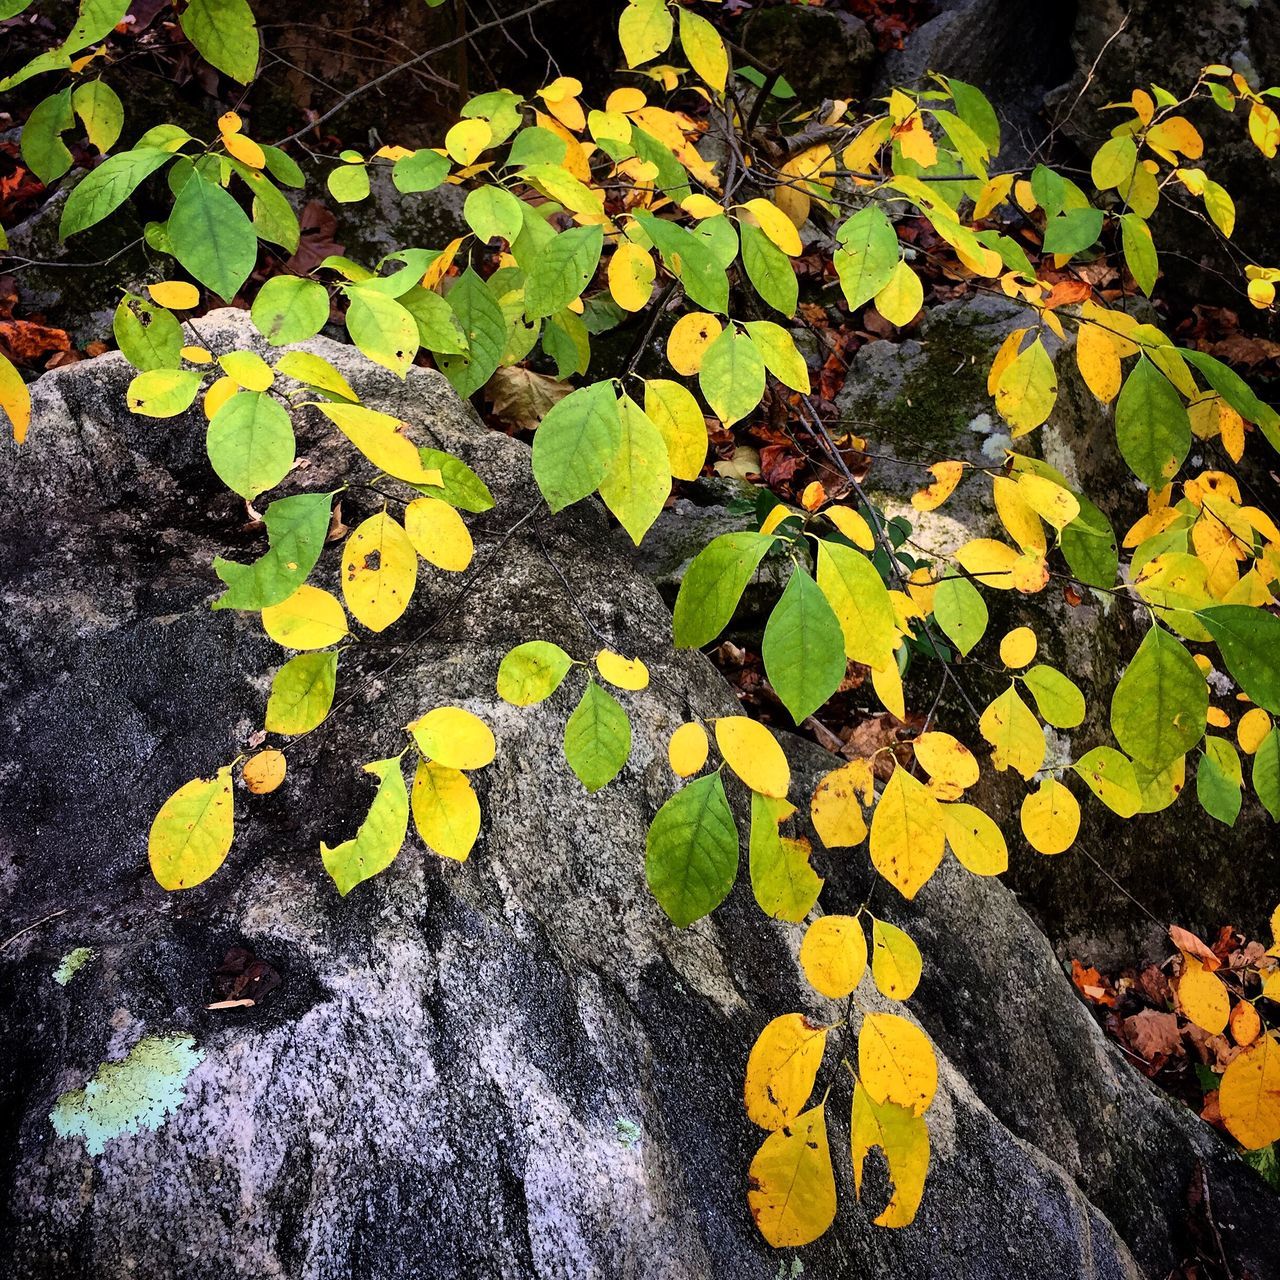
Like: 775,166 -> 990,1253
50,1035 -> 204,1155
614,1117 -> 642,1147
52,946 -> 95,986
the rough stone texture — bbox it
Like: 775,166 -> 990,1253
741,5 -> 877,103
834,300 -> 1279,962
0,312 -> 1276,1277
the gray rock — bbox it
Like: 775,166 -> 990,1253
742,5 -> 877,103
0,311 -> 1276,1279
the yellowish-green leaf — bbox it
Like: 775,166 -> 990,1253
497,640 -> 573,705
871,917 -> 922,1000
148,766 -> 234,890
644,377 -> 708,481
873,259 -> 923,327
1073,745 -> 1142,817
314,401 -> 443,485
411,758 -> 481,861
320,755 -> 409,896
677,6 -> 728,94
941,801 -> 1008,875
598,394 -> 672,545
815,539 -> 897,671
979,684 -> 1045,780
407,705 -> 496,770
995,336 -> 1057,435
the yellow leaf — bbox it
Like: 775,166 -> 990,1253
1011,550 -> 1050,594
871,917 -> 922,1000
980,685 -> 1045,779
740,197 -> 802,256
715,716 -> 789,797
181,345 -> 212,364
942,801 -> 1008,875
204,375 -> 236,420
911,460 -> 964,512
871,659 -> 906,720
825,504 -> 875,549
666,311 -> 722,375
314,402 -> 442,485
445,119 -> 491,165
422,236 -> 464,291
243,749 -> 286,795
859,1011 -> 937,1115
874,259 -> 923,328
262,584 -> 349,650
999,626 -> 1037,669
973,173 -> 1014,219
800,914 -> 867,998
993,476 -> 1046,554
986,327 -> 1030,395
404,496 -> 474,572
810,760 -> 871,848
219,349 -> 274,392
1231,1000 -> 1262,1048
895,116 -> 937,167
1016,473 -> 1080,529
668,721 -> 709,776
747,1106 -> 837,1247
851,1083 -> 929,1228
407,705 -> 497,770
342,512 -> 418,632
148,767 -> 234,891
1220,1033 -> 1280,1149
1238,708 -> 1272,755
912,731 -> 979,798
224,129 -> 266,169
608,242 -> 656,312
644,378 -> 708,480
1020,778 -> 1079,854
411,758 -> 481,860
744,1013 -> 828,1130
606,87 -> 648,114
955,538 -> 1020,589
596,649 -> 649,690
0,351 -> 32,444
147,280 -> 200,309
1177,954 -> 1230,1034
869,765 -> 945,899
1076,322 -> 1122,404
677,6 -> 728,94
816,540 -> 898,671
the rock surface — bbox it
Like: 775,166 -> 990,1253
0,311 -> 1276,1279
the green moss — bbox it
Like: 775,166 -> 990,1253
52,946 -> 95,986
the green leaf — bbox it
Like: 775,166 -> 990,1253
261,145 -> 304,188
598,394 -> 671,544
740,220 -> 798,316
240,168 -> 300,252
633,211 -> 728,313
834,206 -> 898,310
205,390 -> 295,500
344,287 -> 418,377
1180,348 -> 1280,453
749,791 -> 822,922
1022,664 -> 1085,729
251,275 -> 330,346
399,286 -> 469,356
265,650 -> 339,734
932,574 -> 987,656
1196,736 -> 1242,827
167,172 -> 258,301
763,567 -> 846,723
1115,357 -> 1189,489
327,161 -> 369,204
1073,746 -> 1142,818
126,368 -> 202,417
1199,606 -> 1280,714
63,0 -> 130,52
21,88 -> 74,185
413,447 -> 494,511
437,268 -> 506,397
60,147 -> 174,237
672,531 -> 775,648
113,296 -> 182,371
320,756 -> 409,896
1060,494 -> 1119,588
947,77 -> 1000,153
72,79 -> 123,153
1120,212 -> 1158,295
464,185 -> 524,243
743,320 -> 810,393
497,641 -> 573,705
531,381 -> 622,512
1042,207 -> 1103,255
392,149 -> 450,193
180,0 -> 260,82
699,326 -> 765,427
1110,625 -> 1207,767
1253,727 -> 1280,820
646,772 -> 738,927
563,680 -> 631,792
213,491 -> 332,609
524,224 -> 604,320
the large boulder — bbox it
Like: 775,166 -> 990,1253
0,311 -> 1276,1278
